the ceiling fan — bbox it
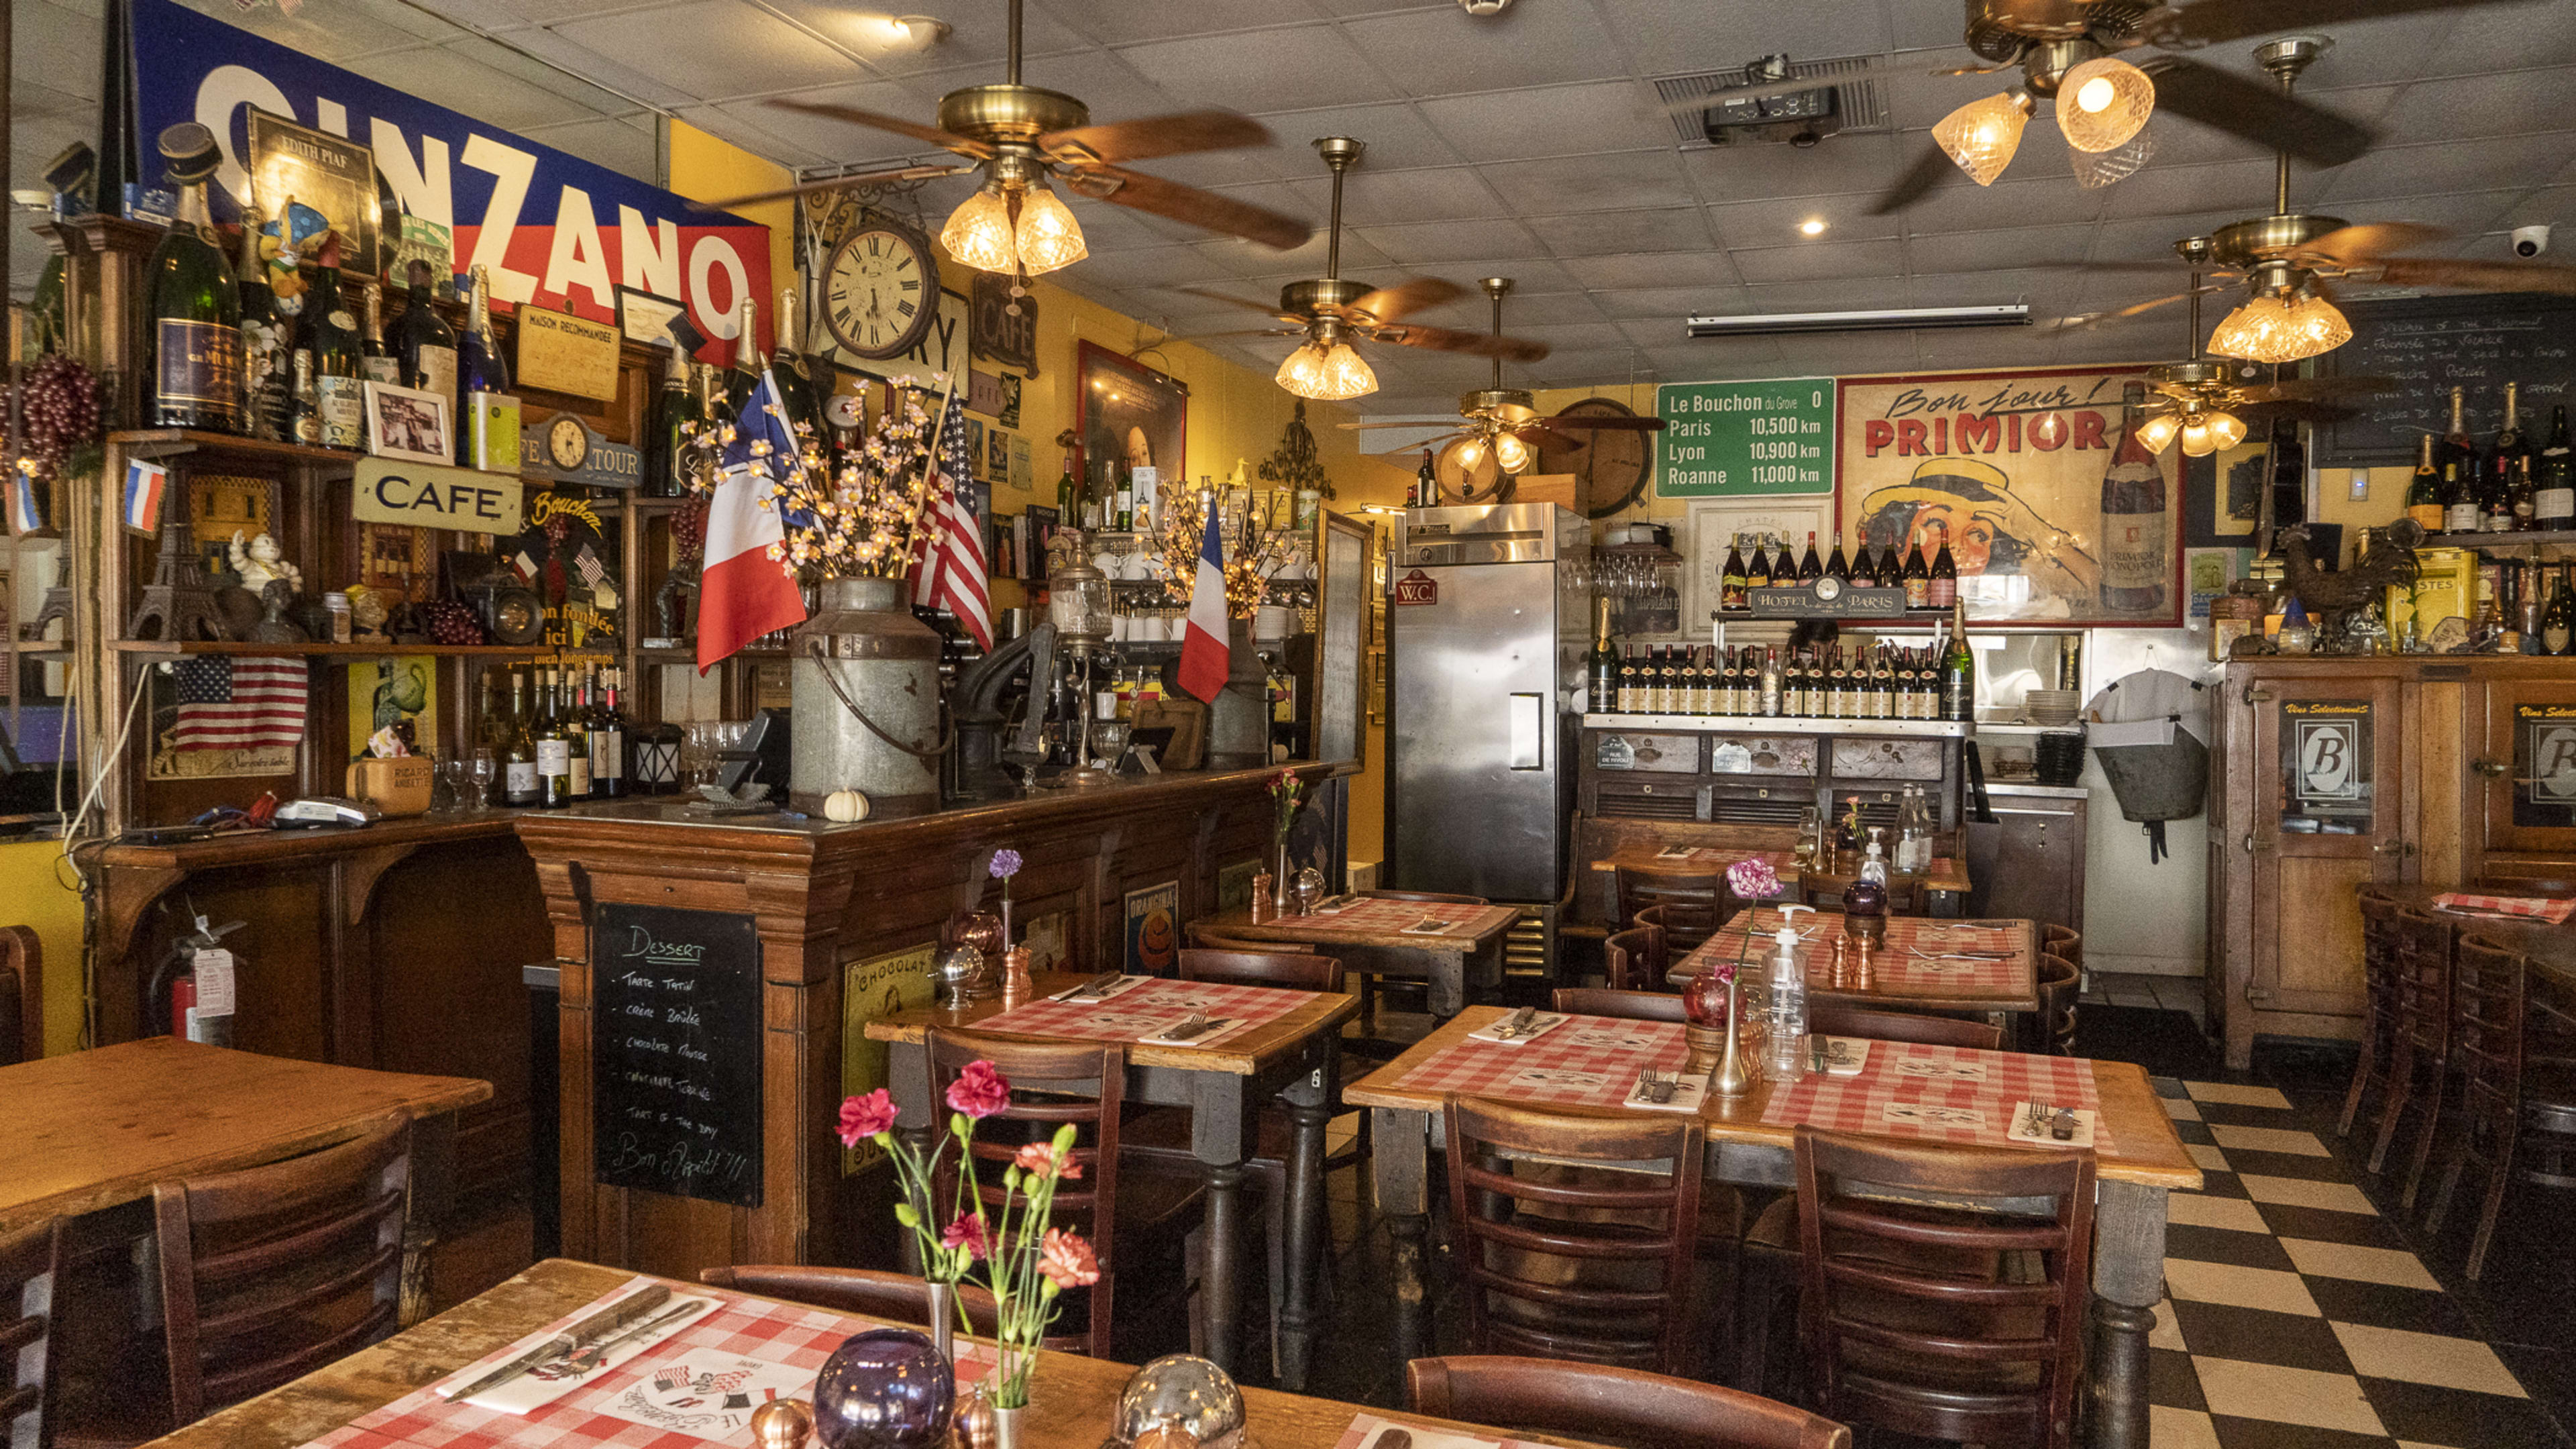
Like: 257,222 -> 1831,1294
692,0 -> 1308,280
1678,0 -> 2540,214
1335,278 -> 1668,503
2053,36 -> 2576,363
2127,235 -> 2394,455
1173,138 -> 1551,402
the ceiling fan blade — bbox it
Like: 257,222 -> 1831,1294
1375,438 -> 1464,464
1656,56 -> 1917,119
1341,278 -> 1464,325
2239,398 -> 2363,425
2049,286 -> 2225,331
1038,110 -> 1272,166
2292,223 -> 2450,264
1516,423 -> 1584,452
1866,138 -> 1958,217
1177,286 -> 1304,323
1069,164 -> 1311,250
2158,0 -> 2539,46
1371,323 -> 1550,362
2371,256 -> 2576,295
2137,56 -> 2373,169
1165,329 -> 1303,343
767,99 -> 995,158
688,162 -> 974,211
1337,417 -> 1470,429
2234,375 -> 2396,402
1539,413 -> 1666,431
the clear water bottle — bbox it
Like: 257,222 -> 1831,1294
1767,926 -> 1809,1078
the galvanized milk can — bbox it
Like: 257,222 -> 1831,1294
791,576 -> 945,816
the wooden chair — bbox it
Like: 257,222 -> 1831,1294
2339,889 -> 2404,1138
1808,1008 -> 2004,1052
926,1029 -> 1201,1359
700,1266 -> 1002,1334
1603,924 -> 1667,994
1444,1095 -> 1707,1376
2,1216 -> 62,1449
2371,906 -> 2455,1208
154,1116 -> 412,1426
2036,955 -> 2078,1057
1552,987 -> 1686,1023
1405,1355 -> 1851,1449
1793,1126 -> 2096,1449
1186,926 -> 1316,956
1173,947 -> 1342,992
1613,865 -> 1724,951
2,924 -> 41,1067
2039,924 -> 2081,975
2426,935 -> 2576,1280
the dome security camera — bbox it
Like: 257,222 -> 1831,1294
1459,0 -> 1512,12
2514,225 -> 2551,258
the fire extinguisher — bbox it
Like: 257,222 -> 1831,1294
148,907 -> 246,1046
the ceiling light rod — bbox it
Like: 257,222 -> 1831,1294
1006,0 -> 1022,86
1316,136 -> 1361,280
1685,302 -> 2029,337
2259,36 -> 2328,217
2180,235 -> 2212,356
1485,275 -> 1511,390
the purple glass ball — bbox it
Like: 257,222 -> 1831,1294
812,1328 -> 955,1449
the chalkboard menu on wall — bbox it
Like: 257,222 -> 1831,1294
2320,292 -> 2576,466
592,904 -> 763,1208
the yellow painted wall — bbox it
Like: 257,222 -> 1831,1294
0,839 -> 87,1057
665,121 -> 798,352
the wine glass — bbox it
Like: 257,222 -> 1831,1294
468,751 -> 496,812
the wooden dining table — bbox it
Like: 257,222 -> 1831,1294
1345,1004 -> 2200,1449
133,1256 -> 1623,1449
865,970 -> 1356,1389
1197,897 -> 1522,1021
1666,905 -> 2042,1026
1590,841 -> 1973,902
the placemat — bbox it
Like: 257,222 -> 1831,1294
1682,909 -> 2032,996
303,1276 -> 996,1449
1393,1016 -> 1688,1109
1290,897 -> 1518,938
1618,845 -> 1795,871
2434,892 -> 2576,924
1335,1412 -> 1540,1449
1759,1042 -> 2111,1154
973,979 -> 1312,1049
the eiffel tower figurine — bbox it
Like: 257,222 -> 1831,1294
30,548 -> 74,644
127,486 -> 227,642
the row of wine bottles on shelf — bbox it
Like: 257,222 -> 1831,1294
2402,384 -> 2576,535
477,663 -> 631,810
1586,604 -> 1976,722
1717,527 -> 1961,612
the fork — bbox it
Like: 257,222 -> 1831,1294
2025,1100 -> 2050,1136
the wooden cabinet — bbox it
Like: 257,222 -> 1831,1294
1968,786 -> 2086,938
2211,657 -> 2576,1066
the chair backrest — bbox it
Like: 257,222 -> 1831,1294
2357,892 -> 2400,1000
2039,924 -> 2080,973
2469,877 -> 2576,897
1187,928 -> 1315,955
1406,1354 -> 1851,1449
2451,934 -> 2528,1122
1807,1007 -> 2003,1052
1444,1095 -> 1705,1377
1364,890 -> 1488,905
2036,955 -> 2079,1056
1175,947 -> 1343,993
1,1216 -> 61,1449
1551,987 -> 1686,1023
699,1266 -> 1001,1337
2391,906 -> 2455,1051
1613,866 -> 1722,943
155,1116 -> 411,1426
925,1028 -> 1124,1357
1,926 -> 40,1068
1602,924 -> 1667,994
1794,1126 -> 2095,1449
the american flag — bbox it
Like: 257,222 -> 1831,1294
910,388 -> 994,650
172,656 -> 309,751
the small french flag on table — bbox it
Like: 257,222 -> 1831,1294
1177,506 -> 1230,703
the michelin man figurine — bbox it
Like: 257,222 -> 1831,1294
228,530 -> 304,596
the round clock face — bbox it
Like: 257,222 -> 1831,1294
547,416 -> 589,470
1815,575 -> 1845,603
824,221 -> 941,360
1535,397 -> 1654,519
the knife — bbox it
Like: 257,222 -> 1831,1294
440,1284 -> 672,1400
1493,1006 -> 1538,1038
1156,1016 -> 1228,1042
567,1299 -> 708,1368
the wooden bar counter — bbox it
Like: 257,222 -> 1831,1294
514,761 -> 1329,1286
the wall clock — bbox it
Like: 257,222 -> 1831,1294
1536,396 -> 1654,519
822,217 -> 941,361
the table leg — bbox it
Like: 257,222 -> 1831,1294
398,1110 -> 458,1326
2087,1179 -> 2168,1449
888,1042 -> 932,1277
1371,1105 -> 1432,1366
1202,1161 -> 1245,1377
1277,1089 -> 1329,1391
1428,949 -> 1466,1020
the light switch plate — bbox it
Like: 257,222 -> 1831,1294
2349,468 -> 2371,501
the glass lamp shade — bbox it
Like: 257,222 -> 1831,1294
939,184 -> 1018,274
2210,291 -> 2352,363
1492,431 -> 1533,473
2070,125 -> 2157,189
2179,417 -> 2217,456
2206,410 -> 2249,449
1934,91 -> 2033,186
1453,435 -> 1489,473
1047,561 -> 1115,643
1274,339 -> 1376,400
1012,184 -> 1087,276
2135,412 -> 2182,453
2057,56 -> 2155,152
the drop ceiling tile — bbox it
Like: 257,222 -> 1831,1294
1892,174 -> 2094,239
2090,214 -> 2243,263
1286,166 -> 1503,223
989,50 -> 1188,121
1053,244 -> 1238,288
2307,13 -> 2463,87
1679,133 -> 1920,205
770,0 -> 1089,76
186,0 -> 451,60
1201,227 -> 1392,280
1253,104 -> 1465,174
750,78 -> 954,159
1118,25 -> 1393,113
476,26 -> 704,109
1707,193 -> 1900,248
2372,68 -> 2576,144
1059,203 -> 1194,253
1351,217 -> 1548,264
1337,3 -> 1630,97
553,1 -> 861,99
16,0 -> 103,101
1904,223 -> 2096,276
1039,0 -> 1324,45
1559,250 -> 1743,290
1876,68 -> 2013,133
1615,315 -> 1690,348
1407,290 -> 1610,327
1513,323 -> 1639,354
1599,288 -> 1750,323
1138,148 -> 1289,191
1645,339 -> 1782,378
2428,7 -> 2576,75
338,44 -> 606,133
1730,237 -> 1906,284
1914,329 -> 2061,370
1591,0 -> 1891,74
2094,158 -> 2281,221
2323,133 -> 2576,205
1734,276 -> 1923,313
1411,255 -> 1586,292
1414,81 -> 1674,163
678,105 -> 839,169
1772,332 -> 1918,372
515,116 -> 662,180
1529,206 -> 1718,256
2499,186 -> 2576,229
1480,150 -> 1695,215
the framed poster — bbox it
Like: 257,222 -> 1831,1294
1682,496 -> 1836,634
347,655 -> 435,757
189,473 -> 281,582
1835,366 -> 2180,627
246,109 -> 378,272
1122,881 -> 1181,977
840,943 -> 936,1174
1075,341 -> 1188,493
1656,378 -> 1834,499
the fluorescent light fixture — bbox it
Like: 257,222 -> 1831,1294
1684,302 -> 2030,337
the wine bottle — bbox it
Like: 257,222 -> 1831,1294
1824,532 -> 1850,584
536,667 -> 572,808
770,285 -> 820,442
2487,382 -> 2532,531
459,263 -> 513,468
1721,535 -> 1749,610
146,124 -> 242,433
305,234 -> 365,451
1413,448 -> 1436,508
1928,524 -> 1960,610
2443,459 -> 2479,535
1941,600 -> 1975,721
1746,537 -> 1772,591
1902,529 -> 1931,608
1847,533 -> 1876,589
360,281 -> 398,385
724,292 -> 760,419
2405,433 -> 2446,533
1759,647 -> 1784,718
2510,455 -> 2538,533
504,669 -> 541,807
2438,385 -> 2477,479
564,669 -> 592,802
2539,406 -> 2575,528
1798,531 -> 1823,583
1059,457 -> 1082,517
1585,597 -> 1618,711
2547,563 -> 2576,656
391,260 -> 458,400
1615,646 -> 1638,713
592,667 -> 627,798
649,345 -> 692,495
2098,396 -> 2167,612
1878,538 -> 1904,590
235,201 -> 290,441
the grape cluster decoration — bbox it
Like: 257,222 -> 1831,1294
13,354 -> 103,485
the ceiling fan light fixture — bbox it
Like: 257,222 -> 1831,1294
2179,416 -> 2217,456
2070,124 -> 2156,189
1277,339 -> 1376,400
2136,412 -> 2182,453
1493,431 -> 1533,473
2206,409 -> 2249,450
1933,89 -> 2032,187
1012,181 -> 1087,276
2209,290 -> 2350,364
941,181 -> 1020,274
2057,56 -> 2154,153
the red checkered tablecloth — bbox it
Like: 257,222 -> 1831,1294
303,1277 -> 997,1449
2434,892 -> 2576,925
1287,897 -> 1518,938
1393,1016 -> 1690,1108
971,979 -> 1313,1048
1760,1041 -> 2110,1153
1679,908 -> 2033,997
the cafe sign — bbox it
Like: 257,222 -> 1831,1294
352,457 -> 521,535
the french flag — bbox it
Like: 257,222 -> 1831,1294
696,371 -> 810,673
1177,504 -> 1229,703
123,460 -> 168,533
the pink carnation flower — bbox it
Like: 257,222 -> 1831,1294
837,1089 -> 899,1147
946,1059 -> 1012,1120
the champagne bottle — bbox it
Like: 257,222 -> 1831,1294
724,292 -> 760,419
391,259 -> 458,400
305,235 -> 365,450
2547,562 -> 2576,656
146,124 -> 242,433
459,263 -> 513,468
770,286 -> 820,441
1721,535 -> 1749,610
1586,597 -> 1618,711
1941,600 -> 1975,722
360,281 -> 398,385
2487,382 -> 2532,531
504,669 -> 541,807
1798,531 -> 1823,583
2406,433 -> 2446,533
235,201 -> 290,441
1928,524 -> 1960,610
649,345 -> 692,495
592,667 -> 627,798
1902,529 -> 1931,608
2438,385 -> 2476,479
2098,396 -> 2167,611
536,667 -> 572,808
2539,406 -> 2575,528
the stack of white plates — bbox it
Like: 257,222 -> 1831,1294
2023,689 -> 2082,726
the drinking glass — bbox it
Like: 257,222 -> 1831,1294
468,751 -> 495,812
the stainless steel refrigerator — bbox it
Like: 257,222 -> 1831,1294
1385,502 -> 1591,902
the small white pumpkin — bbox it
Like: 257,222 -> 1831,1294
822,788 -> 869,823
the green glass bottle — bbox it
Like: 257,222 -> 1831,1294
723,294 -> 760,420
769,286 -> 820,443
1941,599 -> 1976,722
235,201 -> 290,441
303,233 -> 366,450
145,123 -> 241,433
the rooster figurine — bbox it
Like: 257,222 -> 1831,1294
2276,524 -> 2419,647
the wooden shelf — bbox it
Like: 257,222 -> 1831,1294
107,429 -> 580,493
115,639 -> 547,658
2425,528 -> 2576,549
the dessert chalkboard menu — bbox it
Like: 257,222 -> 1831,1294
2320,292 -> 2576,466
592,903 -> 763,1208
